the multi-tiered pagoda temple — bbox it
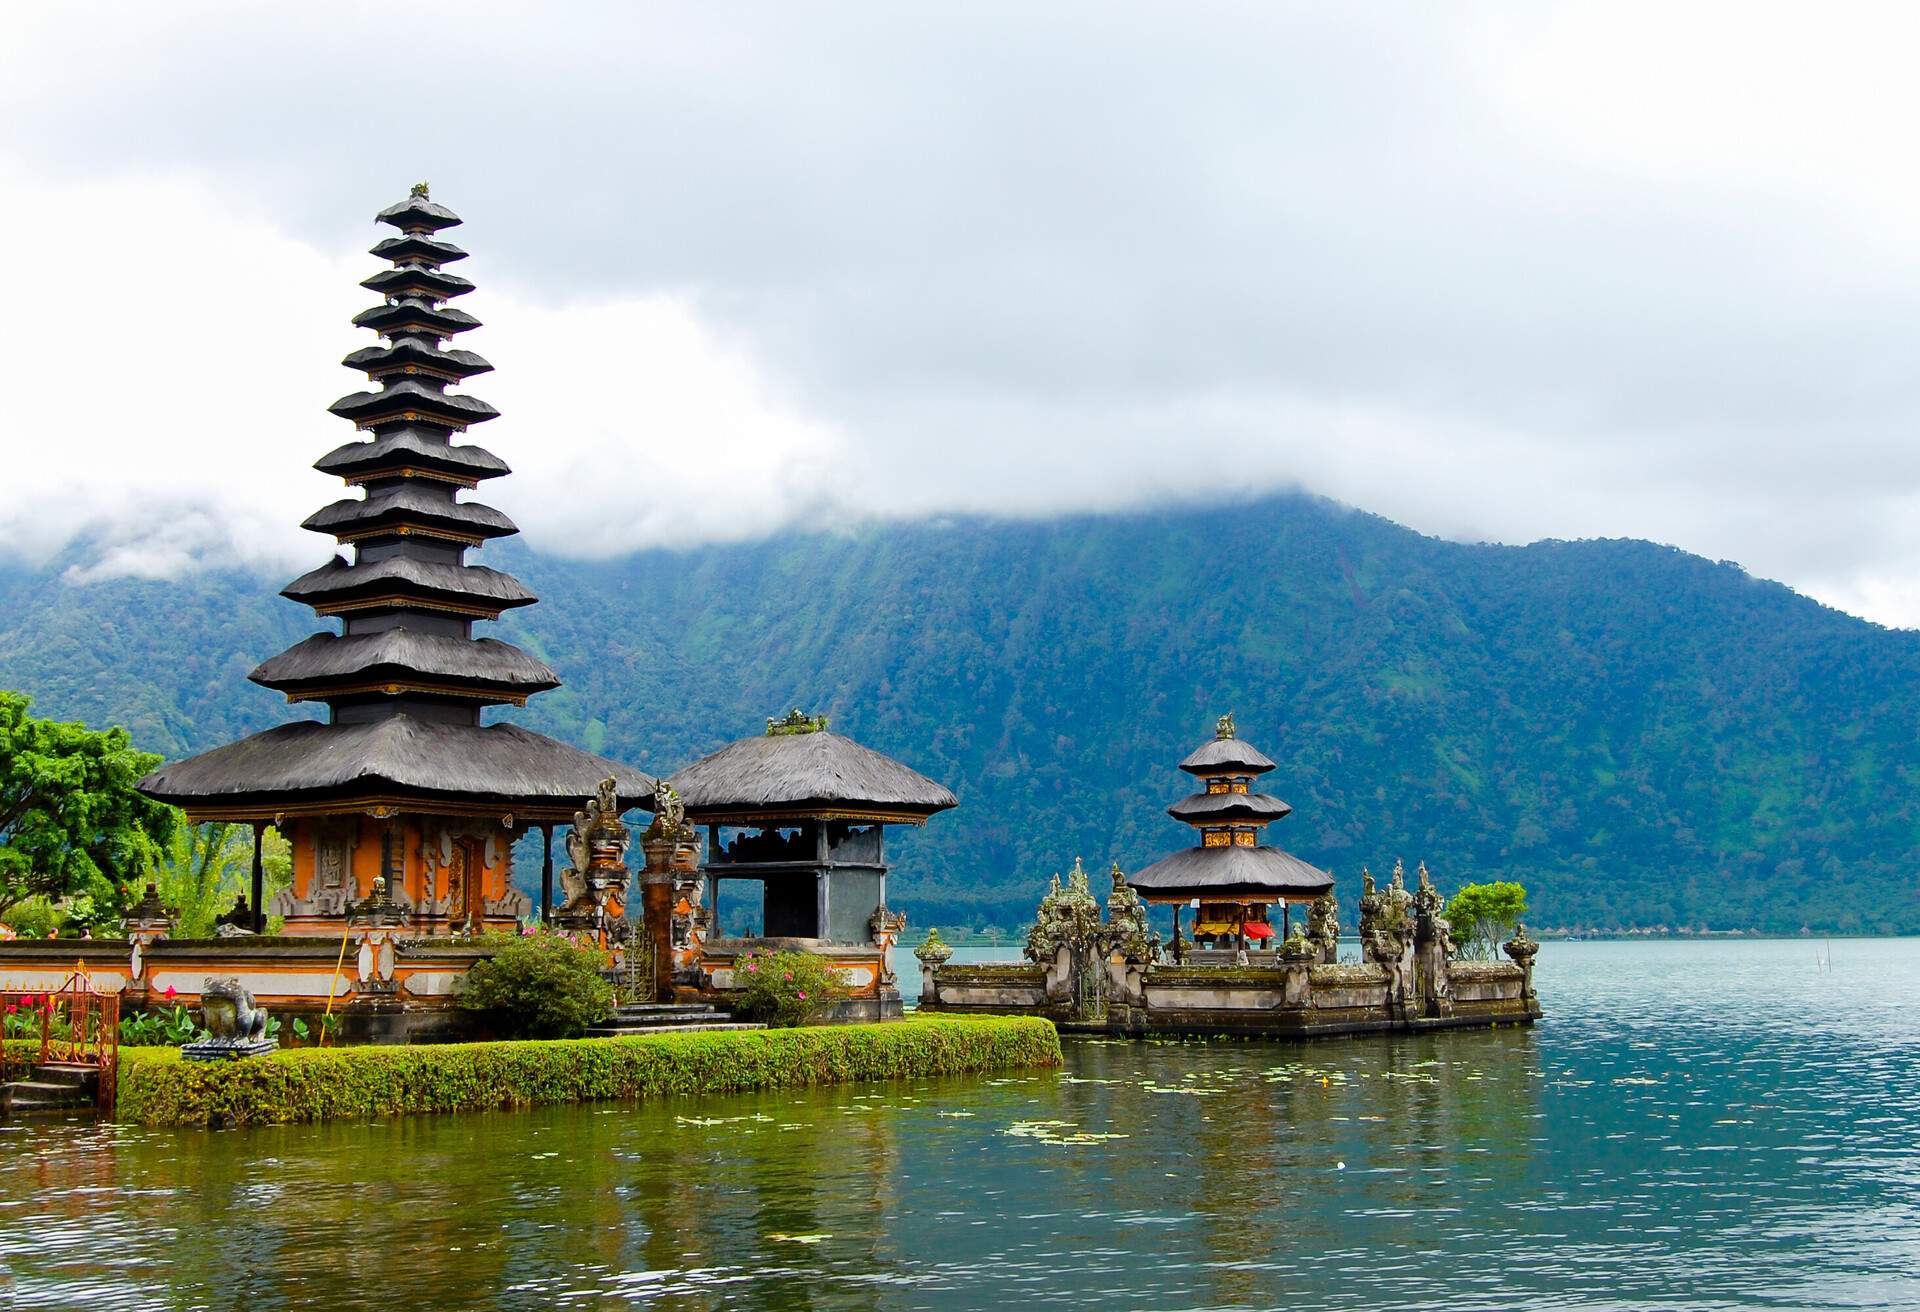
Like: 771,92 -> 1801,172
1128,714 -> 1332,952
139,186 -> 650,937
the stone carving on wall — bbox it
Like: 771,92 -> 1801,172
555,778 -> 631,932
269,819 -> 359,920
1360,862 -> 1417,1006
868,904 -> 908,986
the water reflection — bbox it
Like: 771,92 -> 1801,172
1,939 -> 1916,1310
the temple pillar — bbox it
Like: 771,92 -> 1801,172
540,824 -> 554,923
250,822 -> 267,933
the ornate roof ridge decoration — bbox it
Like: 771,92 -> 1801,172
767,707 -> 830,736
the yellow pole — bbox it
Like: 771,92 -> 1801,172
319,921 -> 353,1048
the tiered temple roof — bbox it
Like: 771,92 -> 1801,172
1127,714 -> 1332,903
140,187 -> 649,821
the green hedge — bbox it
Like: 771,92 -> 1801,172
114,1017 -> 1061,1127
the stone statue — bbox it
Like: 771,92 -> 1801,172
1504,922 -> 1540,997
562,809 -> 591,906
652,779 -> 688,838
1103,861 -> 1160,963
181,978 -> 277,1061
1024,859 -> 1110,1020
1412,861 -> 1454,958
914,926 -> 955,967
556,777 -> 632,931
1216,711 -> 1236,739
1306,889 -> 1340,964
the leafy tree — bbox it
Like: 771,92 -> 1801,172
151,822 -> 292,938
0,690 -> 175,926
1445,881 -> 1528,960
460,932 -> 613,1039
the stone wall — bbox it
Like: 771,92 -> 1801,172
922,945 -> 1538,1037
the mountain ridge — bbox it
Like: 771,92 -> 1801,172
3,491 -> 1914,934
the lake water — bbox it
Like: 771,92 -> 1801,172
1,939 -> 1916,1311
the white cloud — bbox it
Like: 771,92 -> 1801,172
4,3 -> 1920,626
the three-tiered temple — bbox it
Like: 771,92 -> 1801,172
1128,713 -> 1333,952
138,186 -> 650,937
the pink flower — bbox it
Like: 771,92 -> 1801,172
747,963 -> 758,972
797,991 -> 807,1000
782,972 -> 792,982
163,985 -> 177,1000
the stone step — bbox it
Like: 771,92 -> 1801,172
611,1003 -> 717,1016
32,1064 -> 98,1089
0,1080 -> 94,1116
607,1011 -> 728,1026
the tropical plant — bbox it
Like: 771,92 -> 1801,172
1444,881 -> 1528,960
119,999 -> 205,1047
459,932 -> 614,1039
0,690 -> 175,927
731,948 -> 845,1027
149,821 -> 292,938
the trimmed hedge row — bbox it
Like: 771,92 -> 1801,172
115,1017 -> 1062,1127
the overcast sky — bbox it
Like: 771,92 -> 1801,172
6,3 -> 1920,623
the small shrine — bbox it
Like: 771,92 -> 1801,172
665,709 -> 956,1019
136,187 -> 651,939
1127,713 -> 1333,955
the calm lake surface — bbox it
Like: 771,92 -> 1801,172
2,939 -> 1916,1311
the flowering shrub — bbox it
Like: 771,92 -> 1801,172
732,949 -> 845,1027
2,992 -> 72,1041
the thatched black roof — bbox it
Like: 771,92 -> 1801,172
314,429 -> 509,482
360,265 -> 474,301
669,730 -> 957,823
350,301 -> 482,339
250,631 -> 558,695
282,557 -> 537,614
138,717 -> 652,819
371,233 -> 466,265
376,192 -> 463,232
1167,791 -> 1293,824
329,379 -> 498,429
1179,736 -> 1277,776
343,342 -> 493,382
303,487 -> 517,540
1127,845 -> 1332,901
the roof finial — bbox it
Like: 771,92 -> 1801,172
410,180 -> 430,199
766,707 -> 829,736
1216,710 -> 1236,740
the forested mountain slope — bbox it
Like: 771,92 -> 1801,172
4,493 -> 1913,933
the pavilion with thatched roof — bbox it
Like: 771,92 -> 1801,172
1128,713 -> 1332,953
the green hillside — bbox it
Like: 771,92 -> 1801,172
4,493 -> 1915,934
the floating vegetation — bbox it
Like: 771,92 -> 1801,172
674,1113 -> 774,1127
767,1233 -> 831,1245
935,1111 -> 976,1118
1004,1120 -> 1130,1146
